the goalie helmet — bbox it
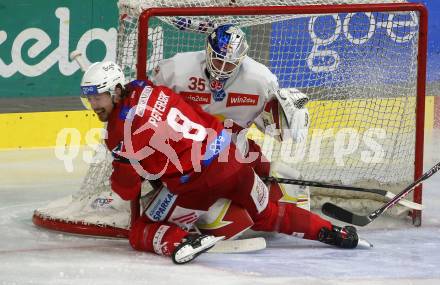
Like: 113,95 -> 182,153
80,61 -> 125,108
206,24 -> 249,80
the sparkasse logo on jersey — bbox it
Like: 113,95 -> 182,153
226,93 -> 259,107
181,92 -> 211,104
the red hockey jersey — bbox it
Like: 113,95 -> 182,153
106,80 -> 231,200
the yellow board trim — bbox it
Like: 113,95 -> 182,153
0,111 -> 103,149
309,96 -> 434,133
425,96 -> 435,132
248,96 -> 435,140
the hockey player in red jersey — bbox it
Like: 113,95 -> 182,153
80,61 -> 359,264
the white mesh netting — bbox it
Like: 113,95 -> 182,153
34,0 -> 424,235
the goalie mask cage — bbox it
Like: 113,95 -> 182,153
33,0 -> 427,238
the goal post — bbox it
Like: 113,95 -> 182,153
33,1 -> 428,239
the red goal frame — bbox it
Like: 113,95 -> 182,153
137,3 -> 428,226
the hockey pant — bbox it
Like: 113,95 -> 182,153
129,156 -> 331,256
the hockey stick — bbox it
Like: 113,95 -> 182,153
321,161 -> 440,226
70,50 -> 88,71
262,176 -> 423,210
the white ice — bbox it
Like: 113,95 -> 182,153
1,132 -> 440,285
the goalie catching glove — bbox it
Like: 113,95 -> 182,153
275,88 -> 310,143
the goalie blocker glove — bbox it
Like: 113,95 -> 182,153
318,225 -> 359,249
172,234 -> 224,264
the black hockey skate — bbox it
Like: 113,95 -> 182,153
318,225 -> 359,249
172,234 -> 224,264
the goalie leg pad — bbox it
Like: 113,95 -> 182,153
270,161 -> 310,211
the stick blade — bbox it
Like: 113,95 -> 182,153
208,237 -> 266,253
322,202 -> 372,227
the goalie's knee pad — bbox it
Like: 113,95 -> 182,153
196,198 -> 253,240
269,161 -> 310,211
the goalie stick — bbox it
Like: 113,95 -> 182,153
70,50 -> 88,71
208,237 -> 266,253
262,176 -> 423,210
321,161 -> 440,226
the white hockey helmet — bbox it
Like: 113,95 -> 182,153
206,24 -> 249,80
80,61 -> 125,108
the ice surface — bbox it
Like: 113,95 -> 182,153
1,131 -> 440,285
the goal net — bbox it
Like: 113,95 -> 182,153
33,0 -> 427,237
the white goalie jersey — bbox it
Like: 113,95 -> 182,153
151,50 -> 278,130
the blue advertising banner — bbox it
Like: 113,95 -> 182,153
417,0 -> 440,82
270,11 -> 420,89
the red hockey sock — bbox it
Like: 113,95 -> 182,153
251,201 -> 332,240
129,217 -> 188,256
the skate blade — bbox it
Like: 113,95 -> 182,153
357,238 -> 373,249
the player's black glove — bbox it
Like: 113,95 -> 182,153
318,225 -> 358,249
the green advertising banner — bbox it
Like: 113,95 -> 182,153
0,0 -> 119,98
